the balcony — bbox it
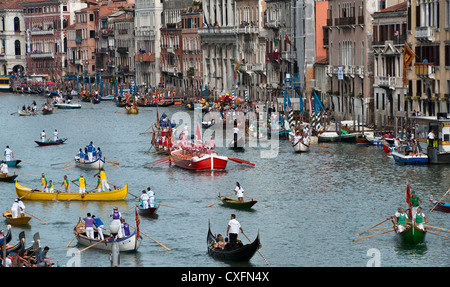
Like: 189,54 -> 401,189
167,47 -> 174,54
415,26 -> 435,42
356,66 -> 364,78
375,76 -> 402,89
135,52 -> 155,62
415,62 -> 435,78
335,17 -> 356,27
117,47 -> 128,54
251,63 -> 265,74
31,29 -> 54,36
237,26 -> 258,34
30,52 -> 54,59
281,51 -> 296,62
198,26 -> 236,36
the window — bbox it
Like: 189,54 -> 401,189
89,14 -> 94,21
14,40 -> 21,55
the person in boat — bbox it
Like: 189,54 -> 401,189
83,213 -> 95,239
226,214 -> 243,250
96,147 -> 102,160
22,105 -> 26,111
4,145 -> 13,161
37,246 -> 53,267
95,168 -> 110,192
11,198 -> 20,218
72,175 -> 86,193
146,186 -> 154,197
40,130 -> 46,142
61,175 -> 70,193
0,160 -> 8,176
234,182 -> 244,202
75,148 -> 85,163
120,218 -> 131,237
293,131 -> 302,146
110,207 -> 123,238
213,234 -> 226,249
208,136 -> 215,150
86,141 -> 95,162
83,147 -> 89,162
140,190 -> 150,209
94,174 -> 102,192
41,173 -> 48,192
409,192 -> 422,219
48,180 -> 54,193
414,207 -> 428,230
53,129 -> 58,142
394,208 -> 409,233
92,215 -> 105,240
149,192 -> 157,208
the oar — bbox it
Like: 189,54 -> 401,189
68,194 -> 83,201
244,194 -> 270,207
430,190 -> 449,212
65,164 -> 75,170
228,157 -> 255,166
353,229 -> 394,242
242,231 -> 270,265
129,225 -> 171,251
424,225 -> 450,233
207,193 -> 234,207
14,172 -> 39,177
310,144 -> 329,148
20,160 -> 34,165
19,189 -> 35,200
66,233 -> 79,247
78,238 -> 108,252
358,217 -> 393,235
427,230 -> 450,240
24,211 -> 47,224
51,160 -> 74,166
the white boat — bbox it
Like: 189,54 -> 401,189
75,157 -> 105,170
99,95 -> 114,101
55,103 -> 81,109
293,140 -> 310,152
318,131 -> 340,142
18,109 -> 38,116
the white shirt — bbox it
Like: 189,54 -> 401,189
234,186 -> 244,197
4,148 -> 12,157
428,132 -> 435,139
140,193 -> 149,202
228,219 -> 241,234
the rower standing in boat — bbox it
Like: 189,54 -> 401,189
96,169 -> 110,191
92,215 -> 104,240
48,180 -> 54,193
0,161 -> 8,176
409,192 -> 422,218
17,198 -> 25,217
234,182 -> 244,202
40,130 -> 46,142
72,175 -> 86,193
53,129 -> 59,141
226,214 -> 243,250
11,198 -> 20,218
83,213 -> 95,239
41,173 -> 48,192
394,207 -> 409,233
4,146 -> 13,161
110,207 -> 123,238
414,207 -> 428,230
87,141 -> 95,162
60,175 -> 70,193
140,190 -> 150,209
293,131 -> 302,147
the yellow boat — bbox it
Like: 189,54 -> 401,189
15,181 -> 128,201
3,211 -> 32,226
127,107 -> 139,114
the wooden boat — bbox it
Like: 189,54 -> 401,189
15,181 -> 128,201
75,157 -> 105,170
429,196 -> 450,213
73,218 -> 142,252
356,135 -> 371,145
17,109 -> 37,116
5,231 -> 25,254
137,202 -> 158,216
98,95 -> 114,101
35,138 -> 67,146
54,103 -> 81,109
5,159 -> 21,167
395,224 -> 426,244
207,223 -> 260,262
42,105 -> 54,115
2,211 -> 32,226
126,107 -> 139,114
0,174 -> 18,182
221,197 -> 257,209
0,224 -> 12,245
293,140 -> 310,152
318,131 -> 340,142
92,98 -> 100,104
170,149 -> 228,171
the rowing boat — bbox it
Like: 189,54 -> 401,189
0,224 -> 12,245
35,138 -> 67,146
395,224 -> 427,244
126,107 -> 139,114
73,218 -> 142,252
221,197 -> 257,209
137,202 -> 158,216
170,149 -> 228,171
429,197 -> 450,213
54,103 -> 81,109
75,157 -> 105,170
17,109 -> 38,116
0,174 -> 18,182
293,140 -> 310,152
2,211 -> 32,226
6,159 -> 21,167
207,222 -> 260,262
15,181 -> 128,201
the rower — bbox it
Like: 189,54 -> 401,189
4,146 -> 13,161
86,141 -> 95,162
60,175 -> 70,192
414,207 -> 428,230
0,161 -> 8,176
72,175 -> 86,193
110,207 -> 123,238
149,192 -> 157,208
41,173 -> 48,192
234,182 -> 244,202
53,129 -> 59,141
10,199 -> 20,218
40,130 -> 46,142
140,190 -> 150,209
96,168 -> 110,192
394,207 -> 409,233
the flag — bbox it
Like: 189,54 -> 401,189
285,35 -> 292,46
313,91 -> 325,114
273,35 -> 278,47
156,105 -> 160,129
203,13 -> 209,27
234,59 -> 241,80
406,183 -> 412,218
402,42 -> 415,87
135,207 -> 140,238
195,119 -> 202,143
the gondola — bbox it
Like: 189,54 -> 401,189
220,197 -> 257,210
2,211 -> 32,226
207,222 -> 260,262
35,138 -> 68,146
5,231 -> 25,254
0,174 -> 18,183
0,224 -> 12,245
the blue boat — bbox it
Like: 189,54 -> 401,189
5,159 -> 21,167
391,145 -> 428,165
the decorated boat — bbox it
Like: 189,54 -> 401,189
170,149 -> 228,171
126,106 -> 139,114
75,157 -> 105,170
0,174 -> 18,182
207,222 -> 260,262
2,211 -> 32,226
220,197 -> 257,210
35,138 -> 67,146
54,103 -> 81,109
73,218 -> 142,252
15,181 -> 128,201
0,224 -> 12,245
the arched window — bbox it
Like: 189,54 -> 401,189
15,40 -> 21,55
14,17 -> 20,32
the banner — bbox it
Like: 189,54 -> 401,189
402,42 -> 416,87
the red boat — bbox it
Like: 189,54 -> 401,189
382,140 -> 393,154
429,198 -> 450,213
170,149 -> 228,171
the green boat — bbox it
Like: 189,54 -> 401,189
221,197 -> 257,209
396,224 -> 427,244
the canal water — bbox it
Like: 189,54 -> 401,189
1,93 -> 450,268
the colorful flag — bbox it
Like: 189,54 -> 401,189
406,183 -> 412,218
135,207 -> 140,238
402,42 -> 415,87
203,13 -> 209,27
234,59 -> 241,80
273,35 -> 278,47
195,120 -> 202,142
285,35 -> 292,46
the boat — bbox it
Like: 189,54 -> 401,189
17,109 -> 38,116
382,140 -> 393,154
42,105 -> 54,115
91,97 -> 100,104
293,140 -> 310,152
2,211 -> 32,226
137,202 -> 158,216
318,131 -> 340,142
73,218 -> 142,252
5,159 -> 21,167
75,157 -> 105,170
356,135 -> 371,145
35,138 -> 67,146
0,224 -> 12,245
0,174 -> 18,182
207,222 -> 260,262
220,197 -> 257,209
391,145 -> 428,165
429,196 -> 450,213
99,95 -> 114,101
5,231 -> 25,254
54,103 -> 81,109
126,107 -> 139,114
395,223 -> 427,244
170,149 -> 228,171
15,181 -> 128,201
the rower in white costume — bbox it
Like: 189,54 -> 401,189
53,130 -> 59,141
4,146 -> 13,161
140,190 -> 150,209
40,130 -> 46,142
234,182 -> 244,202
